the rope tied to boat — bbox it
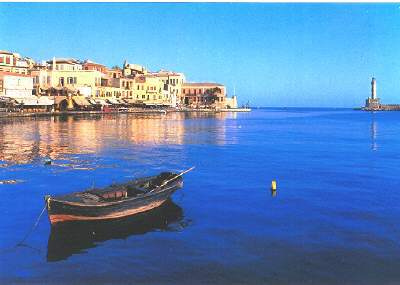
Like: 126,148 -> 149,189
17,203 -> 47,247
0,203 -> 47,254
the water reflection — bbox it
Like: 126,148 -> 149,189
370,114 -> 377,151
47,199 -> 186,262
0,112 -> 235,165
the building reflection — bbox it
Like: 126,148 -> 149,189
0,112 -> 236,164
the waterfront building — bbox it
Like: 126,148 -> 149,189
0,71 -> 34,98
0,71 -> 53,111
108,68 -> 123,79
133,74 -> 169,106
181,82 -> 228,108
0,50 -> 31,75
107,73 -> 135,100
47,57 -> 82,71
123,61 -> 147,77
1,50 -> 238,111
151,70 -> 186,107
82,60 -> 108,75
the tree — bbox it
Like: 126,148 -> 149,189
204,87 -> 221,105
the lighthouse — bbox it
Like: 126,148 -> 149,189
365,77 -> 380,110
371,77 -> 377,100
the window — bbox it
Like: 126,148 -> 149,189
73,77 -> 77,84
67,77 -> 73,84
0,79 -> 3,92
142,95 -> 145,99
5,56 -> 10,64
159,95 -> 162,99
183,89 -> 185,94
0,56 -> 3,63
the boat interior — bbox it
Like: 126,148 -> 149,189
79,172 -> 179,202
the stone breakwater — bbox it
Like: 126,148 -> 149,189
363,104 -> 400,111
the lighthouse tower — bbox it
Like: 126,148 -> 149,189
365,77 -> 380,110
371,77 -> 377,100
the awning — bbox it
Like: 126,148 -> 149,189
124,98 -> 137,104
87,98 -> 98,105
12,96 -> 54,106
143,102 -> 163,106
14,97 -> 40,106
116,98 -> 127,104
95,99 -> 110,106
106,98 -> 121,105
72,96 -> 91,106
37,96 -> 54,106
0,96 -> 17,104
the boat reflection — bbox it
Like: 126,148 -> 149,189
47,199 -> 186,262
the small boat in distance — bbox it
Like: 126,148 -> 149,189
45,167 -> 194,226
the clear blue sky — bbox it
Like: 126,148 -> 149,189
0,3 -> 399,107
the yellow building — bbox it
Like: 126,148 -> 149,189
151,70 -> 186,107
133,75 -> 171,106
123,61 -> 148,77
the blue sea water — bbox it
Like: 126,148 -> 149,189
0,109 -> 399,284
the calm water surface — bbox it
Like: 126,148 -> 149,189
0,109 -> 399,284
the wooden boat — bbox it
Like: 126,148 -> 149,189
47,199 -> 184,261
45,167 -> 194,226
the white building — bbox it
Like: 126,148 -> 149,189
0,72 -> 34,98
0,72 -> 54,107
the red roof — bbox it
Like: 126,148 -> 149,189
83,61 -> 106,68
0,50 -> 14,55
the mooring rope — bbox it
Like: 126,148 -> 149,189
17,204 -> 47,247
0,204 -> 47,254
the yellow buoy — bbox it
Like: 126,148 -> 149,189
271,180 -> 277,191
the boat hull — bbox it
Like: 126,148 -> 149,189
47,177 -> 182,225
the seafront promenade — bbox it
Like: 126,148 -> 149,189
0,107 -> 251,119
